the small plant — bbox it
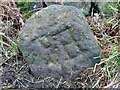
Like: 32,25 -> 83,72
18,2 -> 34,19
103,2 -> 120,18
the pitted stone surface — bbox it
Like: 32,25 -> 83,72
19,5 -> 100,79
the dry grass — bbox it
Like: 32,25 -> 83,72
0,1 -> 120,89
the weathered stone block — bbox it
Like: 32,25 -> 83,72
19,5 -> 101,81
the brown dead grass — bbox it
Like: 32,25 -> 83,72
0,1 -> 120,89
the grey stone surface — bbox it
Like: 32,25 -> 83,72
19,5 -> 100,79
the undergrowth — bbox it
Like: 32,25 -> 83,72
0,1 -> 120,89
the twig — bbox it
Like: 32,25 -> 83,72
17,63 -> 27,73
0,40 -> 11,47
28,8 -> 42,13
102,80 -> 120,88
92,74 -> 104,88
24,77 -> 51,84
102,72 -> 120,88
0,13 -> 9,18
56,77 -> 63,88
